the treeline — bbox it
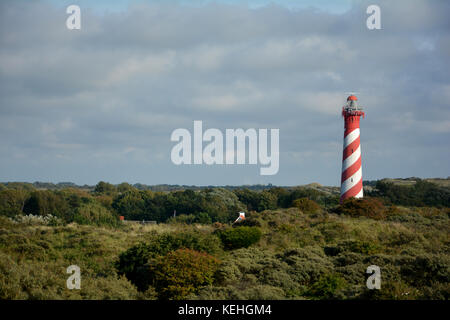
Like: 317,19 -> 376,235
368,180 -> 450,207
0,182 -> 338,226
0,181 -> 280,192
0,179 -> 449,228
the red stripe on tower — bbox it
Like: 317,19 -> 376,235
340,95 -> 365,203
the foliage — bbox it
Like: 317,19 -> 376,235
73,203 -> 121,227
292,198 -> 321,214
150,248 -> 220,299
335,197 -> 387,220
112,188 -> 244,223
218,226 -> 262,250
112,190 -> 150,220
371,179 -> 450,207
94,181 -> 117,194
233,189 -> 278,212
272,187 -> 339,208
0,180 -> 449,300
307,274 -> 347,299
0,189 -> 29,217
115,231 -> 222,291
23,190 -> 72,221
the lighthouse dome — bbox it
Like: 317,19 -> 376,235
347,95 -> 358,101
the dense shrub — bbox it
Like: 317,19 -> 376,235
73,203 -> 121,227
116,231 -> 222,291
307,274 -> 347,299
400,254 -> 450,287
115,242 -> 154,291
219,226 -> 262,250
338,240 -> 380,255
335,197 -> 387,220
292,198 -> 321,214
276,247 -> 334,286
150,248 -> 220,299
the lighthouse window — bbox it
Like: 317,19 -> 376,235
351,148 -> 353,153
351,178 -> 353,182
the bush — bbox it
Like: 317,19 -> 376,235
150,248 -> 220,299
335,197 -> 387,220
219,226 -> 262,250
277,247 -> 334,287
307,274 -> 347,299
115,242 -> 155,291
292,198 -> 321,214
400,254 -> 450,287
73,203 -> 121,227
116,231 -> 223,291
339,240 -> 380,255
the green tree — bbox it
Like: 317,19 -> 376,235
23,191 -> 71,221
117,182 -> 136,193
94,181 -> 116,194
219,226 -> 262,250
0,189 -> 29,217
112,190 -> 147,220
151,249 -> 220,299
73,202 -> 120,227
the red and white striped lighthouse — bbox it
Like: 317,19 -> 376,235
340,95 -> 365,202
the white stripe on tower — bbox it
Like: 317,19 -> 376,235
340,127 -> 363,199
343,128 -> 360,147
341,167 -> 362,195
342,145 -> 361,171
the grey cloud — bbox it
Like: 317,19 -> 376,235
0,0 -> 449,185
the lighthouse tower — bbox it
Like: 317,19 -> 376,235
340,95 -> 365,202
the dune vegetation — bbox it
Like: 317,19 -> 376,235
0,179 -> 449,300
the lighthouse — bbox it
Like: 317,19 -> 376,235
340,95 -> 365,202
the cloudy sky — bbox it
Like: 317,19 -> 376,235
0,0 -> 449,186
